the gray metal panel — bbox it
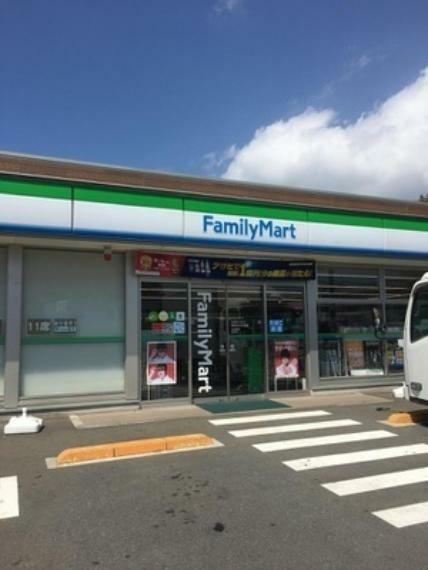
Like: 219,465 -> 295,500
305,278 -> 320,389
4,246 -> 22,408
124,252 -> 140,400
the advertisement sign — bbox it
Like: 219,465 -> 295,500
136,252 -> 315,281
273,340 -> 299,379
146,341 -> 177,385
135,252 -> 185,276
344,340 -> 365,371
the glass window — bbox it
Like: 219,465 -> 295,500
318,304 -> 384,378
21,250 -> 125,397
410,285 -> 428,343
267,286 -> 305,390
386,339 -> 404,374
385,269 -> 422,301
385,304 -> 406,335
141,283 -> 189,400
0,248 -> 6,396
318,265 -> 380,300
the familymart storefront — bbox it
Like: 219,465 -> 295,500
138,254 -> 315,402
0,153 -> 427,411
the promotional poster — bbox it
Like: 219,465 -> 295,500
274,340 -> 299,379
146,341 -> 177,385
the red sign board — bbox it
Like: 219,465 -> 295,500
135,252 -> 185,277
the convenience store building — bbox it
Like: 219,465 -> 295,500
0,152 -> 427,411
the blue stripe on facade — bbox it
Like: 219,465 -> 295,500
1,223 -> 428,259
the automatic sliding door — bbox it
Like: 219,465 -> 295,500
266,285 -> 305,391
141,283 -> 189,401
191,285 -> 227,398
228,286 -> 264,395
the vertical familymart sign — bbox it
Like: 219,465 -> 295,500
184,211 -> 306,246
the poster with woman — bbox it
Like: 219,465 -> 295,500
146,341 -> 177,385
274,340 -> 299,379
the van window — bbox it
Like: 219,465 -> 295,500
410,285 -> 428,342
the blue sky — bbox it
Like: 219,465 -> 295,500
1,0 -> 428,198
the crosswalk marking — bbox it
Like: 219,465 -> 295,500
209,410 -> 428,529
229,419 -> 360,438
0,476 -> 19,520
253,430 -> 397,452
284,443 -> 428,471
323,466 -> 428,496
373,501 -> 428,528
209,410 -> 331,426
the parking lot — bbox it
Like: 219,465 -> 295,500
1,392 -> 428,570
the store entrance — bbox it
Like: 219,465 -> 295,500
140,280 -> 306,402
191,284 -> 265,398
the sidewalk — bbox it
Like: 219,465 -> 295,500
64,387 -> 400,430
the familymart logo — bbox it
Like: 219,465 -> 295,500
202,214 -> 297,242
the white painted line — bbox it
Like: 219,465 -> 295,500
46,439 -> 224,469
323,466 -> 428,496
373,501 -> 428,528
0,476 -> 19,520
284,443 -> 428,471
253,430 -> 397,453
209,410 -> 331,426
229,419 -> 360,438
69,414 -> 84,428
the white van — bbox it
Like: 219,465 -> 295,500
403,272 -> 428,404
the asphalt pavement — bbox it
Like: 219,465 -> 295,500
1,392 -> 428,570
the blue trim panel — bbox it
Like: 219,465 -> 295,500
73,228 -> 428,259
1,223 -> 428,259
0,223 -> 72,235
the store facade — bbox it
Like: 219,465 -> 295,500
0,153 -> 427,411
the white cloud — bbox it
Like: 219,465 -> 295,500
223,68 -> 428,200
214,0 -> 243,15
202,145 -> 238,173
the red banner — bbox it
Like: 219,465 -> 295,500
135,252 -> 185,277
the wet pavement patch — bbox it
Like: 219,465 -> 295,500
214,522 -> 225,532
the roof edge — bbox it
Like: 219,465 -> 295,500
0,151 -> 427,219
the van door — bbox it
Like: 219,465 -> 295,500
404,283 -> 428,401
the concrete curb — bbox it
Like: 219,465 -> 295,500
387,411 -> 428,425
56,433 -> 215,465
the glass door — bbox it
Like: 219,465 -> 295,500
191,285 -> 228,398
266,285 -> 306,391
141,282 -> 189,401
141,280 -> 307,401
228,286 -> 265,395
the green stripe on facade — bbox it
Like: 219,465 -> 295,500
1,175 -> 428,234
74,187 -> 183,210
22,336 -> 124,345
308,210 -> 384,229
0,179 -> 71,200
184,198 -> 308,222
383,217 -> 428,232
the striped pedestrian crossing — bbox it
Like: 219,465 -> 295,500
229,418 -> 360,438
253,430 -> 397,452
373,501 -> 428,528
209,410 -> 331,426
0,476 -> 19,520
283,443 -> 428,471
322,466 -> 428,496
208,408 -> 428,529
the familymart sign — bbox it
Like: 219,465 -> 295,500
1,178 -> 428,256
